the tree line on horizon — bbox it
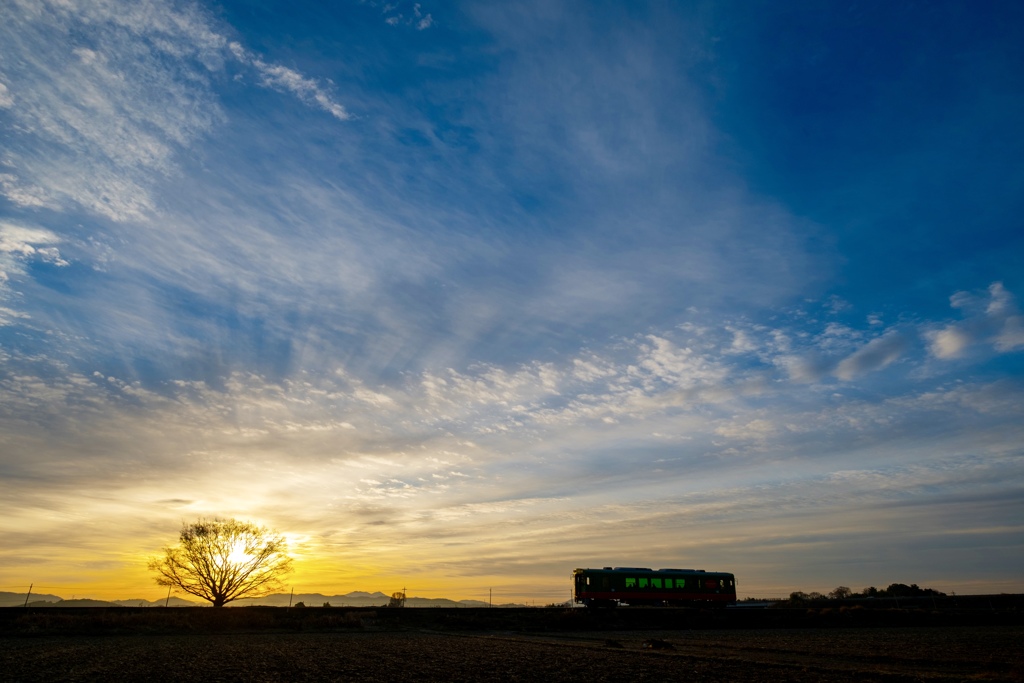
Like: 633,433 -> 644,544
787,584 -> 947,602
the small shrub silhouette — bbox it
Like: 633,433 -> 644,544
641,638 -> 674,650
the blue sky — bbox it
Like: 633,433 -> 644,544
1,0 -> 1022,602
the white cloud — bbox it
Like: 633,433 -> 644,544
0,82 -> 13,108
0,222 -> 69,296
571,356 -> 616,382
995,315 -> 1024,352
824,294 -> 850,314
928,326 -> 972,359
766,284 -> 1024,383
376,1 -> 433,30
725,326 -> 758,354
927,282 -> 1024,358
0,224 -> 60,256
0,305 -> 31,326
835,331 -> 908,380
635,335 -> 728,389
253,61 -> 350,120
774,353 -> 836,383
986,281 -> 1013,314
0,171 -> 48,208
228,42 -> 350,121
714,418 -> 777,442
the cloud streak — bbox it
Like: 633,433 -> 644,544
228,42 -> 350,120
835,332 -> 909,380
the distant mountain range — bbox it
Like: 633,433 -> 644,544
1,591 -> 63,607
0,592 -> 197,608
0,590 -> 523,608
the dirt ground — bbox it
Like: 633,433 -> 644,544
2,626 -> 1021,682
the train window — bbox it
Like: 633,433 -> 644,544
625,577 -> 636,588
652,578 -> 662,588
586,577 -> 591,586
639,578 -> 649,588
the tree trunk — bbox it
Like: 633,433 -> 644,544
212,596 -> 226,608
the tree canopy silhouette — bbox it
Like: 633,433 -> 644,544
149,518 -> 293,608
388,590 -> 406,608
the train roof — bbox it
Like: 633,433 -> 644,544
575,567 -> 734,575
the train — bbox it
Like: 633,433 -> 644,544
573,567 -> 737,607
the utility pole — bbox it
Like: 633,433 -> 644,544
23,583 -> 32,608
288,587 -> 294,608
165,585 -> 172,608
489,588 -> 492,608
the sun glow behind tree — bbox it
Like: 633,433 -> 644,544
149,518 -> 293,607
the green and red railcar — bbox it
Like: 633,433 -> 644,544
573,567 -> 737,607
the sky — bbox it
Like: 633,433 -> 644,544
0,0 -> 1022,604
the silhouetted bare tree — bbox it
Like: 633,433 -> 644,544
149,518 -> 293,607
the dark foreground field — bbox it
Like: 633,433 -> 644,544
2,606 -> 1022,682
3,626 -> 1023,682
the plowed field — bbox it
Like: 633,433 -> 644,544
3,626 -> 1021,682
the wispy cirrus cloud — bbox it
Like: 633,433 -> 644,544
0,0 -> 350,222
0,0 -> 226,220
227,42 -> 350,120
